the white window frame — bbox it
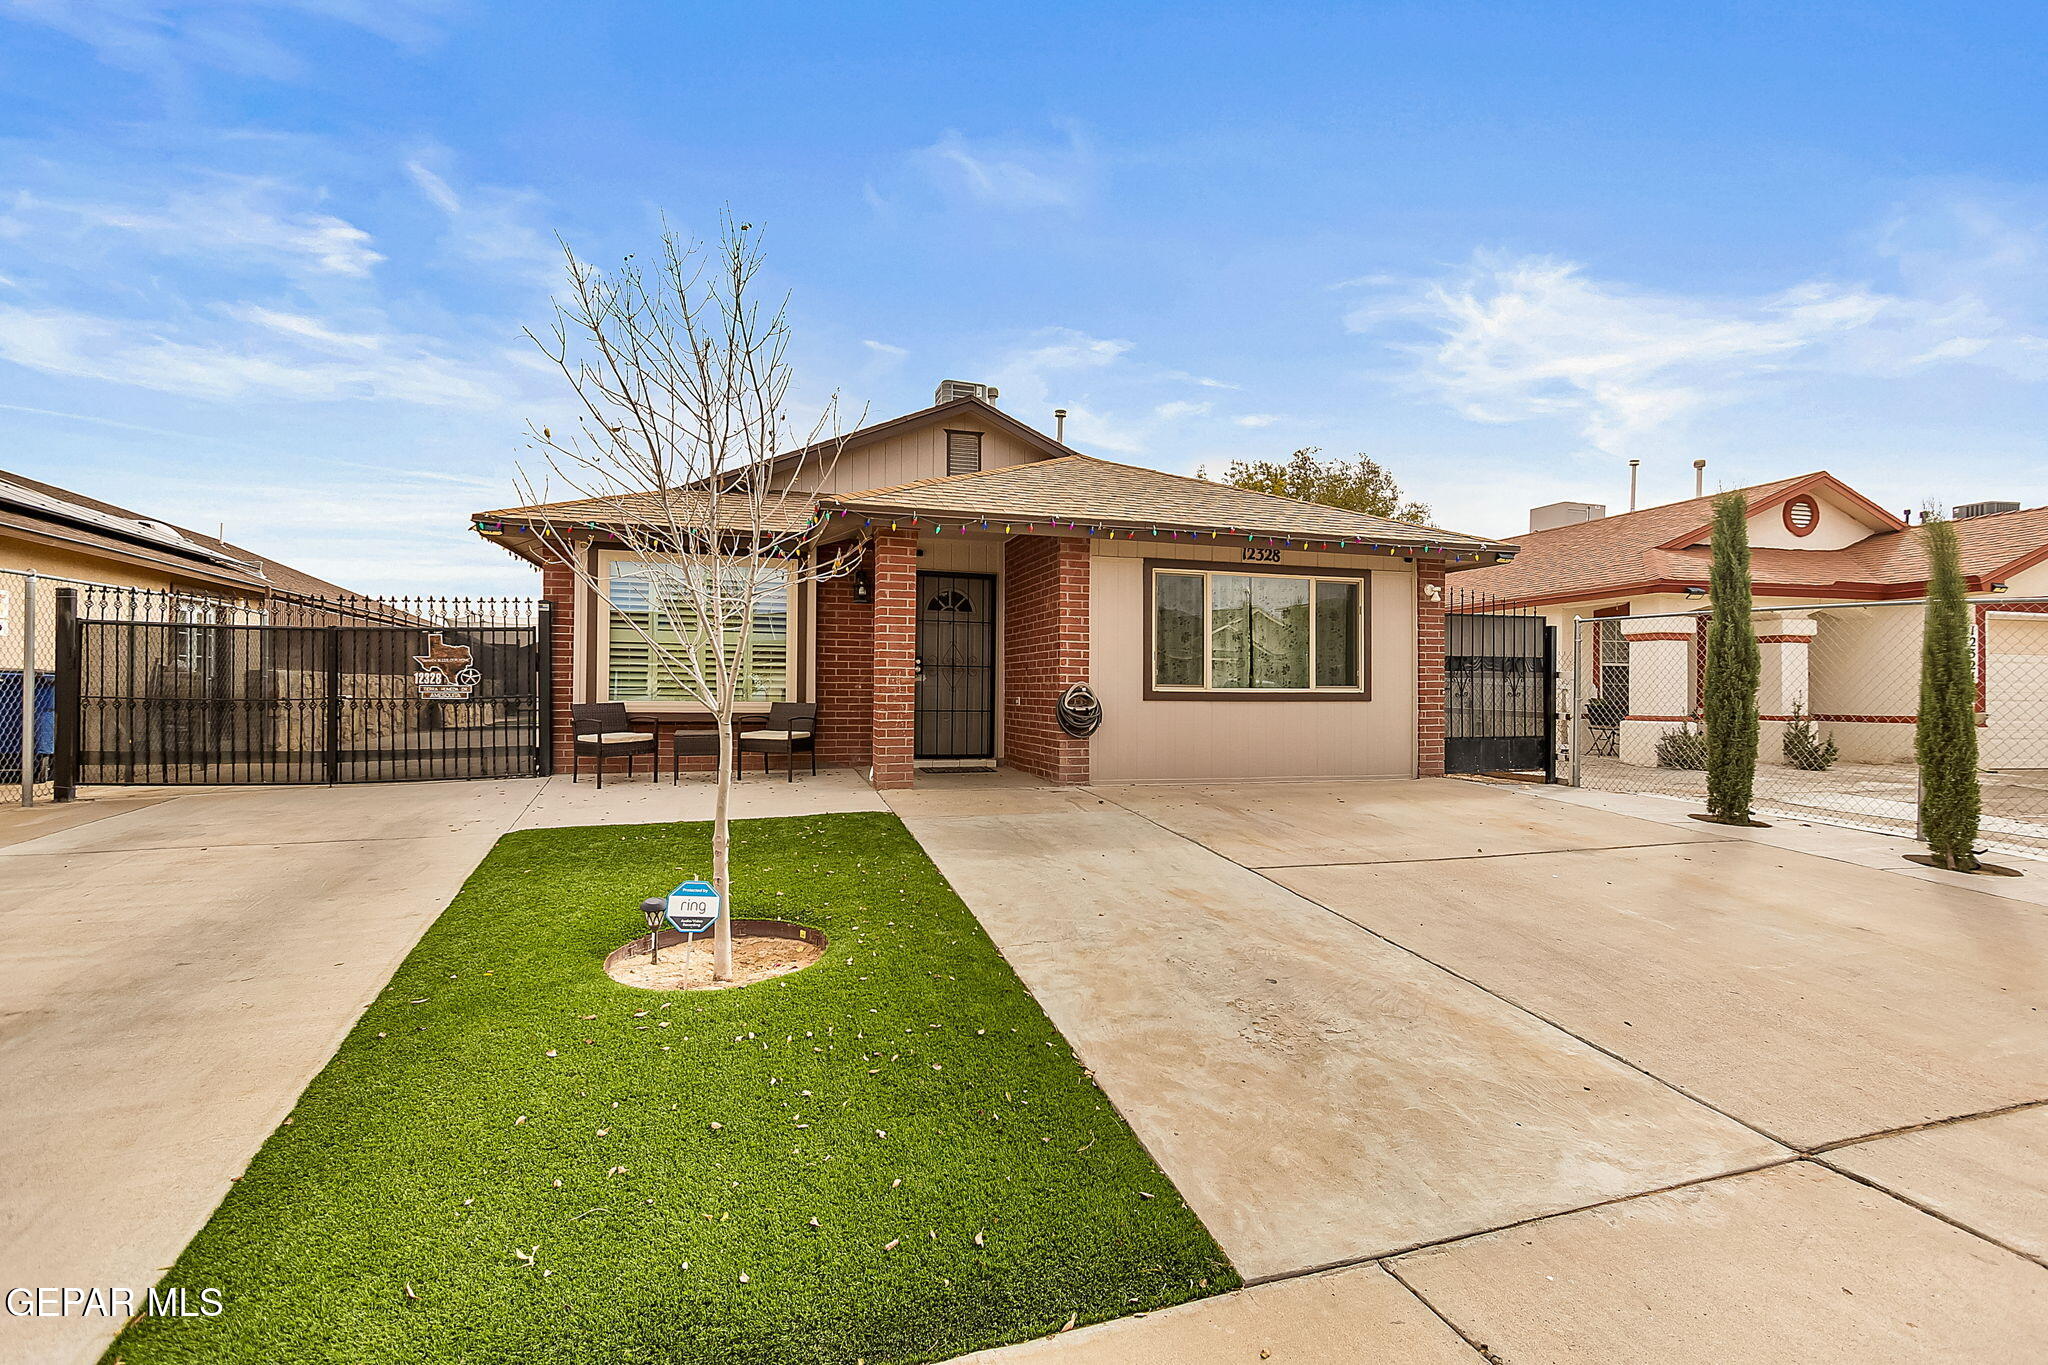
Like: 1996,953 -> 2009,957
594,549 -> 797,712
1149,564 -> 1368,696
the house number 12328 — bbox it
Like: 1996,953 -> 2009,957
1242,546 -> 1282,563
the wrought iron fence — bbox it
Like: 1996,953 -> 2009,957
1568,597 -> 2048,861
1445,588 -> 1556,777
45,582 -> 549,797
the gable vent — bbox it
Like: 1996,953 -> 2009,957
946,430 -> 983,477
1785,499 -> 1817,531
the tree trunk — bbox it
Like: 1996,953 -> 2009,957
712,716 -> 735,981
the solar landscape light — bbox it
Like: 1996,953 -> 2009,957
641,896 -> 667,963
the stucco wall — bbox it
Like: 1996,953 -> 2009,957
1746,488 -> 1892,551
1086,541 -> 1417,782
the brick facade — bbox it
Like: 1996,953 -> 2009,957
814,556 -> 875,770
1415,561 -> 1447,778
542,562 -> 581,773
542,531 -> 1446,788
867,531 -> 919,790
1001,534 -> 1092,785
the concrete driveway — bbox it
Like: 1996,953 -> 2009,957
894,776 -> 2048,1363
0,770 -> 883,1365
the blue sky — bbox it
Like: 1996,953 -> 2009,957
3,1 -> 2046,593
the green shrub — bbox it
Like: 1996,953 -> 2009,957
1657,727 -> 1709,770
1917,516 -> 1982,870
1782,703 -> 1838,771
1703,492 -> 1760,818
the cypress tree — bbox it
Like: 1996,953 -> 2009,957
1704,491 -> 1761,821
1916,515 -> 1981,870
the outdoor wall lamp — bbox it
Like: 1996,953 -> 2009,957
640,897 -> 667,963
1991,582 -> 2011,594
851,569 -> 874,604
1685,585 -> 1708,599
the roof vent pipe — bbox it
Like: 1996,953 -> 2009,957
1693,459 -> 1707,498
1628,459 -> 1640,512
1054,408 -> 1068,443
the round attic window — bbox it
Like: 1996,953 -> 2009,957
1782,494 -> 1819,537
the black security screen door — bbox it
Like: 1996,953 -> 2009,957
1445,591 -> 1556,777
916,572 -> 996,760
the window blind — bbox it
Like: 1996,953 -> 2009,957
607,561 -> 791,702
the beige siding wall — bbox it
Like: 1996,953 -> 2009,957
0,536 -> 260,600
795,422 -> 1048,494
1087,540 -> 1417,782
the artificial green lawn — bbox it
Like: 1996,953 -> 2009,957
109,812 -> 1234,1364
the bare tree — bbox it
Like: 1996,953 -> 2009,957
517,216 -> 855,981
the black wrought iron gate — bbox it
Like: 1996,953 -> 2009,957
61,594 -> 548,787
1445,590 -> 1556,778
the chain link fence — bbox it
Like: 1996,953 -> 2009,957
0,570 -> 135,804
1566,597 -> 2048,862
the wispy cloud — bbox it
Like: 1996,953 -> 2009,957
909,125 -> 1095,212
1354,212 -> 2048,454
8,177 -> 384,276
861,339 -> 908,360
404,151 -> 558,281
979,328 -> 1268,459
3,0 -> 450,82
1234,413 -> 1282,428
0,302 -> 510,406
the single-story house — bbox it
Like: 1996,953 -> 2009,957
473,384 -> 1515,788
1452,472 -> 2048,769
0,466 -> 359,606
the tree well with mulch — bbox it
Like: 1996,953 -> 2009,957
108,813 -> 1233,1364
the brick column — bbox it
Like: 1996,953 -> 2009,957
1415,561 -> 1446,777
814,556 -> 875,770
542,561 -> 578,774
868,530 -> 918,790
1002,534 -> 1091,785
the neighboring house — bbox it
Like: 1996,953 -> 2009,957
1453,472 -> 2048,768
0,467 -> 369,787
0,466 -> 361,607
473,383 -> 1515,788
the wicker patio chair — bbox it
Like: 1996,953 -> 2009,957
736,702 -> 818,782
571,702 -> 655,787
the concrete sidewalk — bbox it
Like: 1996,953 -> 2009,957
895,776 -> 2048,1364
0,770 -> 881,1365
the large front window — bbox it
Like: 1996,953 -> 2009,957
1151,567 -> 1365,693
605,558 -> 792,703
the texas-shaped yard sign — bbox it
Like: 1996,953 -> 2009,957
413,633 -> 482,700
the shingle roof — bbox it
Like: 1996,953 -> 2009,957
1456,472 -> 2048,602
832,454 -> 1509,551
474,488 -> 819,535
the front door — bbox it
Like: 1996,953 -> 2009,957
915,572 -> 996,759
